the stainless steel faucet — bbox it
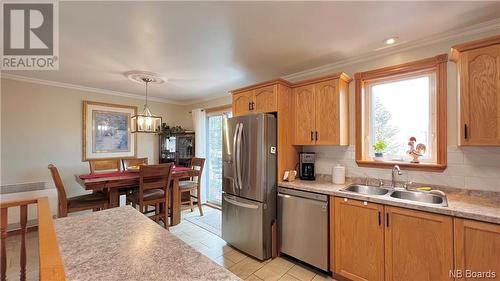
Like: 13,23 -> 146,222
391,165 -> 403,187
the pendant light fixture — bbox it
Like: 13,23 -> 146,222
131,76 -> 162,133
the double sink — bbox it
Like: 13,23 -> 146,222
341,184 -> 448,207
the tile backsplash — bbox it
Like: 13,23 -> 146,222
304,145 -> 500,192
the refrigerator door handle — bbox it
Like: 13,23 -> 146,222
236,122 -> 244,190
224,196 -> 259,209
232,123 -> 241,190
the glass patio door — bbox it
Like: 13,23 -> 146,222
206,111 -> 231,205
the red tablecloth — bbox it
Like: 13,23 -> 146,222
79,166 -> 193,180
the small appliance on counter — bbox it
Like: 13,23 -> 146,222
299,152 -> 315,180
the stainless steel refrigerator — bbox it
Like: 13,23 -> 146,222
222,113 -> 277,260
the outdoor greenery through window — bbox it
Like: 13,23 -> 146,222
366,72 -> 436,163
206,111 -> 231,205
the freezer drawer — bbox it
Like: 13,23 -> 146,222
222,194 -> 269,260
278,187 -> 329,271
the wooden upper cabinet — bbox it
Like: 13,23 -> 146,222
231,73 -> 350,145
384,206 -> 453,281
292,73 -> 351,146
231,81 -> 285,116
293,84 -> 316,145
454,218 -> 500,280
232,90 -> 254,117
334,197 -> 385,281
451,36 -> 500,146
254,85 -> 278,113
315,80 -> 340,145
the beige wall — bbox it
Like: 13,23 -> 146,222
0,78 -> 189,196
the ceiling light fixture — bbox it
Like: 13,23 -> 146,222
131,76 -> 162,133
384,37 -> 398,45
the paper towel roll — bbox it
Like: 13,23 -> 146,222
332,164 -> 346,184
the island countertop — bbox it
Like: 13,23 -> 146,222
279,179 -> 500,225
54,206 -> 241,281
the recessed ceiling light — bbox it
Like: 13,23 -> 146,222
384,37 -> 398,45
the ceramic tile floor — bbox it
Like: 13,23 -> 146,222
173,206 -> 337,281
5,205 -> 336,281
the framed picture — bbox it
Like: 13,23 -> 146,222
82,101 -> 137,161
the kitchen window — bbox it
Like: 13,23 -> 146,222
355,54 -> 448,171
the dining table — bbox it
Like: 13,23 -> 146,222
75,166 -> 198,226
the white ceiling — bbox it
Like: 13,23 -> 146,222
4,1 -> 500,104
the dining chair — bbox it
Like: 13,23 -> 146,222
122,157 -> 148,171
179,158 -> 205,216
48,164 -> 108,218
89,158 -> 121,174
121,157 -> 149,197
126,164 -> 173,229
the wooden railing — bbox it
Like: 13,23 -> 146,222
0,197 -> 66,281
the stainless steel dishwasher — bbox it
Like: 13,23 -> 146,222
278,187 -> 328,271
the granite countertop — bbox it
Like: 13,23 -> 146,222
279,179 -> 500,225
55,206 -> 241,281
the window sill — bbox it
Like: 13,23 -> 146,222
356,160 -> 446,172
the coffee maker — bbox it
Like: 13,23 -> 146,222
299,152 -> 315,180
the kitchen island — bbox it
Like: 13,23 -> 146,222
54,206 -> 241,281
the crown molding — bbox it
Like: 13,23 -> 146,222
183,91 -> 232,106
282,18 -> 500,82
0,73 -> 187,105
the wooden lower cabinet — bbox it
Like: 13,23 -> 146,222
384,206 -> 454,281
333,197 -> 385,281
332,198 -> 457,281
454,218 -> 500,280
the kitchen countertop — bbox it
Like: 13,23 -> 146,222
279,179 -> 500,225
55,206 -> 241,281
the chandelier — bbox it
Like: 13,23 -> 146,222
131,77 -> 162,133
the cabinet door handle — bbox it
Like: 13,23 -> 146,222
386,213 -> 389,228
315,131 -> 318,141
248,102 -> 252,111
378,211 -> 381,226
464,124 -> 468,139
310,131 -> 314,141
